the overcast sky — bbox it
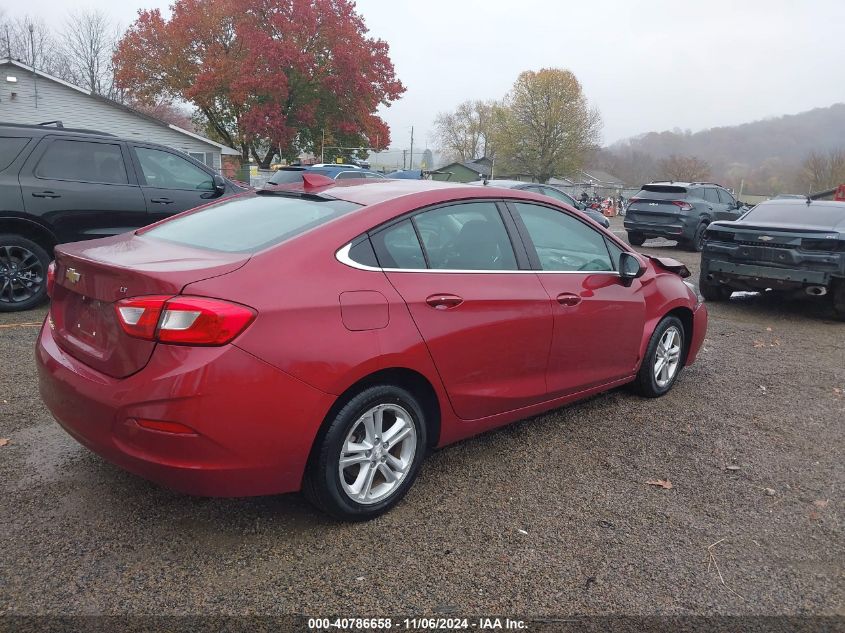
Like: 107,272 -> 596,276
4,0 -> 845,153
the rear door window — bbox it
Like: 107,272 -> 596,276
413,202 -> 518,270
371,219 -> 426,268
36,139 -> 128,184
143,193 -> 360,253
703,188 -> 720,204
135,146 -> 214,191
0,137 -> 30,171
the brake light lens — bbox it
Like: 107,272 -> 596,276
157,297 -> 256,345
115,295 -> 170,340
628,197 -> 640,204
114,296 -> 255,345
46,261 -> 56,297
671,200 -> 694,211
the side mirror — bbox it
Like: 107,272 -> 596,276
619,251 -> 646,286
735,200 -> 743,209
213,174 -> 226,195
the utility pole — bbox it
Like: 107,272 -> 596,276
402,149 -> 407,170
409,126 -> 414,170
29,24 -> 37,108
321,129 -> 325,163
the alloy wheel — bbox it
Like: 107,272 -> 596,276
338,403 -> 417,505
0,244 -> 45,305
654,325 -> 682,388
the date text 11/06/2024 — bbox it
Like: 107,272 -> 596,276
307,617 -> 528,630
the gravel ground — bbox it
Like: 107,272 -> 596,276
1,215 -> 843,619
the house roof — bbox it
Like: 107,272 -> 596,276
1,58 -> 239,155
436,159 -> 493,177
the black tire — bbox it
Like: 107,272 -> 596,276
0,234 -> 51,312
628,232 -> 646,246
631,316 -> 686,398
699,279 -> 732,302
832,280 -> 845,322
303,385 -> 428,521
685,222 -> 708,252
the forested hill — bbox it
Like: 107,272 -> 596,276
601,103 -> 845,194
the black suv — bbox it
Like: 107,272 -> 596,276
0,123 -> 245,311
624,181 -> 745,251
700,198 -> 845,319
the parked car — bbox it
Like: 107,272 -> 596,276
699,198 -> 845,318
268,165 -> 386,184
37,179 -> 707,520
624,182 -> 745,251
0,123 -> 245,311
469,179 -> 611,227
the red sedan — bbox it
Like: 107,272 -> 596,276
36,178 -> 707,520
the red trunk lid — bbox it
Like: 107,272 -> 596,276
49,233 -> 249,378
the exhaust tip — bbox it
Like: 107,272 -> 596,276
805,285 -> 827,296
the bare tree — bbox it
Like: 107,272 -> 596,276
61,9 -> 121,97
1,12 -> 75,81
432,100 -> 497,163
658,154 -> 711,182
799,149 -> 845,193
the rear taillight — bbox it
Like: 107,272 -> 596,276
628,197 -> 640,204
671,200 -> 693,211
114,296 -> 255,346
156,297 -> 256,345
705,229 -> 734,243
46,261 -> 56,297
801,239 -> 842,252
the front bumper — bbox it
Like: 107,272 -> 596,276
686,302 -> 708,366
36,320 -> 335,497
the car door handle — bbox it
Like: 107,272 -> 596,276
150,197 -> 174,204
31,191 -> 61,198
425,294 -> 463,310
556,293 -> 582,307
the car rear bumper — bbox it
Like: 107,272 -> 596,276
36,320 -> 335,497
702,257 -> 832,287
624,216 -> 696,241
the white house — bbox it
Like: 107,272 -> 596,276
0,58 -> 238,171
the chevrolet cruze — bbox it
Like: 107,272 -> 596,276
36,177 -> 707,520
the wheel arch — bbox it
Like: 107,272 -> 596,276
305,366 -> 443,471
664,306 -> 694,364
0,216 -> 58,256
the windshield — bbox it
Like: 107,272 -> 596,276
143,193 -> 361,253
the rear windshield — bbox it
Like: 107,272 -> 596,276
744,202 -> 845,227
268,168 -> 308,184
636,185 -> 688,199
143,193 -> 361,253
0,136 -> 30,171
268,167 -> 335,184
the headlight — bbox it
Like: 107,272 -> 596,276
683,280 -> 703,304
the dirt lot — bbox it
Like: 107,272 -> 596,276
1,216 -> 842,619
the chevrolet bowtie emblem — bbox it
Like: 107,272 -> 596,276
758,236 -> 774,241
66,268 -> 81,284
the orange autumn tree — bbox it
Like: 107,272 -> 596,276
113,0 -> 404,166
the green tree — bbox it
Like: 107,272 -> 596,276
492,69 -> 601,183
